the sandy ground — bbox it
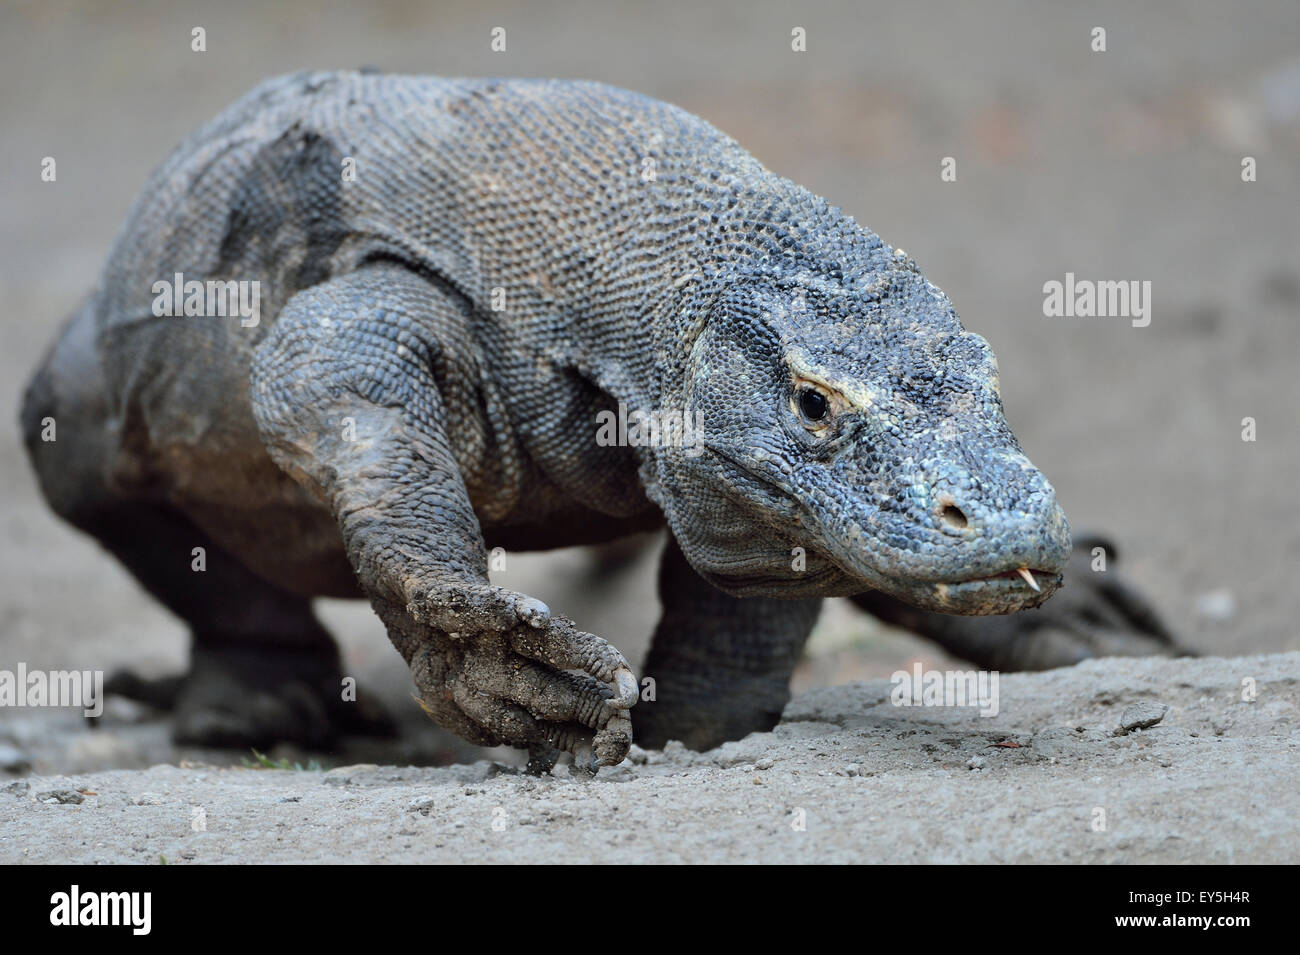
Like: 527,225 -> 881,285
1,0 -> 1298,862
4,652 -> 1297,864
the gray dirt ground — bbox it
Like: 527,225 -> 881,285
2,0 -> 1298,862
4,653 -> 1297,864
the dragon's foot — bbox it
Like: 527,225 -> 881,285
104,643 -> 395,749
387,586 -> 638,772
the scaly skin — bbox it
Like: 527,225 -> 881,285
21,72 -> 1177,766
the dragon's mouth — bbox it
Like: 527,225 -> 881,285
930,563 -> 1060,600
959,567 -> 1057,591
702,446 -> 1068,610
854,562 -> 1066,615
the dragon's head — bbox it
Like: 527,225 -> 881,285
653,249 -> 1070,615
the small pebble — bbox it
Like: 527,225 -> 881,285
1120,701 -> 1170,733
755,757 -> 774,771
38,789 -> 84,805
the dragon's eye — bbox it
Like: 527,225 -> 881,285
798,387 -> 829,422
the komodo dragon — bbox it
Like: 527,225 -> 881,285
21,72 -> 1177,770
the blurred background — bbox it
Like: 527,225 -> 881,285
2,0 -> 1297,774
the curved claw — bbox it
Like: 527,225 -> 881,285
515,596 -> 551,629
613,666 -> 639,708
571,743 -> 598,777
594,714 -> 633,766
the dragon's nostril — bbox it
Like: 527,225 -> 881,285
940,504 -> 969,529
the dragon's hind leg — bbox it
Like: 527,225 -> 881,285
21,302 -> 391,750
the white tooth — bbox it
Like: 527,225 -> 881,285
1017,567 -> 1040,592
